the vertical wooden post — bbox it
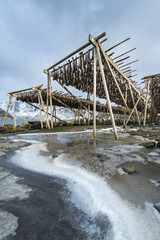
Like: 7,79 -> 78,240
123,83 -> 128,126
78,103 -> 80,125
98,42 -> 129,110
46,72 -> 50,128
49,72 -> 53,129
128,81 -> 141,126
53,105 -> 56,124
3,95 -> 12,127
125,85 -> 147,125
38,92 -> 43,129
143,78 -> 151,127
96,43 -> 119,140
11,96 -> 16,128
39,90 -> 50,129
87,92 -> 90,125
93,47 -> 97,138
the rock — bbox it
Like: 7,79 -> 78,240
52,154 -> 58,159
15,126 -> 25,132
157,142 -> 160,148
3,124 -> 14,130
156,135 -> 160,141
145,134 -> 150,137
140,141 -> 156,148
22,121 -> 29,126
122,166 -> 136,174
67,142 -> 76,147
154,204 -> 160,214
0,127 -> 6,134
27,121 -> 41,130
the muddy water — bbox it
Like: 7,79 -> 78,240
0,127 -> 160,239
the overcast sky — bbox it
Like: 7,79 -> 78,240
0,0 -> 160,101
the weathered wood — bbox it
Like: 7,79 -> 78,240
120,60 -> 139,69
3,95 -> 12,127
38,91 -> 43,129
45,32 -> 106,71
143,78 -> 151,127
105,38 -> 130,52
55,78 -> 92,116
113,48 -> 136,60
38,90 -> 50,129
11,97 -> 16,127
93,47 -> 97,138
128,81 -> 141,126
125,85 -> 147,125
96,42 -> 119,141
49,72 -> 53,129
98,41 -> 129,111
123,83 -> 128,126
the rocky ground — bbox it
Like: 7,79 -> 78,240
0,125 -> 160,239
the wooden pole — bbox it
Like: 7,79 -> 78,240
11,96 -> 16,128
46,72 -> 50,128
3,95 -> 12,127
125,85 -> 147,125
25,101 -> 67,124
39,90 -> 50,129
87,92 -> 90,125
45,32 -> 106,72
51,94 -> 85,118
53,105 -> 56,124
96,43 -> 119,140
55,79 -> 93,117
49,72 -> 53,129
98,42 -> 129,111
38,92 -> 43,129
93,47 -> 97,138
128,81 -> 141,126
123,83 -> 128,126
143,78 -> 151,127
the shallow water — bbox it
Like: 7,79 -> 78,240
1,128 -> 160,239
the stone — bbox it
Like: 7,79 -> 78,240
15,126 -> 24,132
122,166 -> 136,174
52,154 -> 58,159
145,134 -> 150,137
22,121 -> 29,126
156,135 -> 160,141
154,204 -> 160,214
140,141 -> 156,148
157,142 -> 160,148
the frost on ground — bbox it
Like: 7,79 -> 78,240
0,167 -> 32,239
0,210 -> 18,239
0,167 -> 32,201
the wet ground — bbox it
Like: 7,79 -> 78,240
0,126 -> 160,240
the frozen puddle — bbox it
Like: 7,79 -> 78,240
10,138 -> 160,240
0,167 -> 32,239
0,210 -> 18,239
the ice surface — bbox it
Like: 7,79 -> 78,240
0,210 -> 18,239
10,138 -> 160,240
